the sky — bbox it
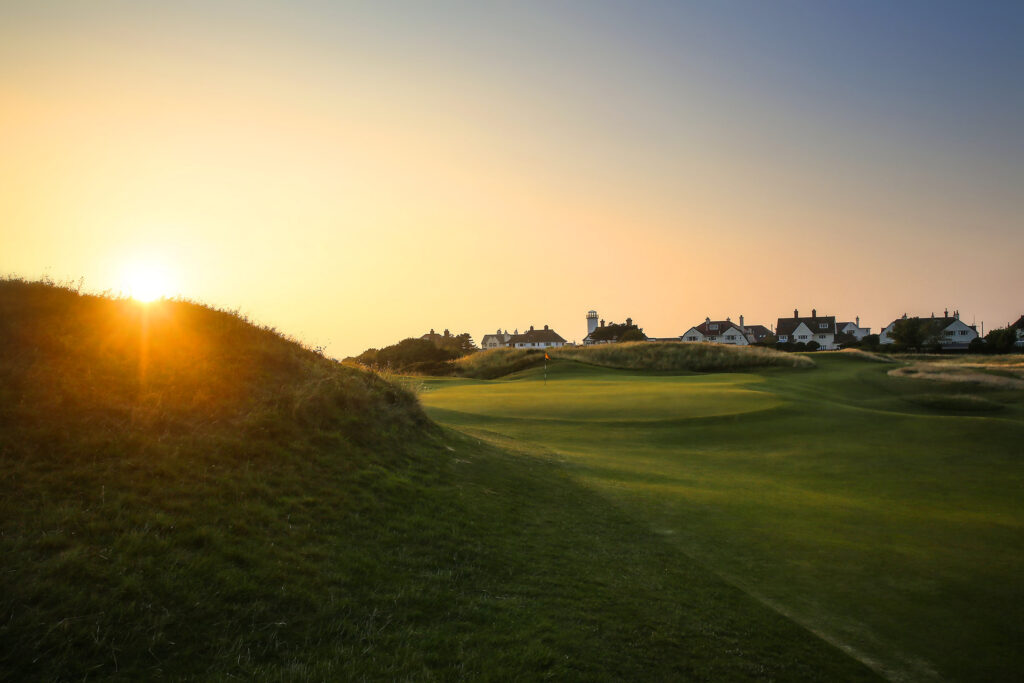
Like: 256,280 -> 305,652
2,1 -> 1022,355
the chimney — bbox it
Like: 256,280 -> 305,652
812,309 -> 817,318
429,328 -> 435,335
444,329 -> 450,337
740,314 -> 744,327
600,319 -> 605,327
931,312 -> 935,318
544,324 -> 549,330
626,317 -> 632,327
955,310 -> 960,320
794,309 -> 799,318
529,325 -> 534,331
855,316 -> 859,327
706,316 -> 711,324
944,308 -> 948,318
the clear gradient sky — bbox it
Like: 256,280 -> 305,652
2,1 -> 1022,355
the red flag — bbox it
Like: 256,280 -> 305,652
544,352 -> 550,360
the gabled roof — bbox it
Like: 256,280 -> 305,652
883,316 -> 976,335
744,324 -> 772,340
776,315 -> 836,337
509,326 -> 566,345
693,320 -> 743,336
1011,315 -> 1024,330
480,333 -> 509,345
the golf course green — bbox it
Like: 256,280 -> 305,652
421,354 -> 1024,681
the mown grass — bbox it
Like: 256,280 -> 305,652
422,354 -> 1024,682
0,280 -> 876,680
456,342 -> 813,379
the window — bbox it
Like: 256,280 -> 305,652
687,336 -> 697,341
709,336 -> 717,341
708,324 -> 718,330
959,330 -> 968,335
726,334 -> 736,340
779,335 -> 788,342
819,323 -> 828,329
798,335 -> 808,340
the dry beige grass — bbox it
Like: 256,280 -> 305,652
888,364 -> 1024,389
835,349 -> 898,363
551,341 -> 815,371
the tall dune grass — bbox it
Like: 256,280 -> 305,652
453,347 -> 546,378
552,342 -> 814,371
456,342 -> 813,378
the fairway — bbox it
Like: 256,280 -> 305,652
421,354 -> 1024,682
424,370 -> 781,422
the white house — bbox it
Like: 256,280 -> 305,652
508,325 -> 566,349
836,317 -> 871,342
681,316 -> 752,345
480,329 -> 513,349
879,310 -> 977,349
775,309 -> 838,350
1012,315 -> 1024,347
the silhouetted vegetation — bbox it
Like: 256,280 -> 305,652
349,330 -> 476,375
969,325 -> 1022,354
587,321 -> 645,343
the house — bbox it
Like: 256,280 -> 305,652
1012,315 -> 1024,347
681,316 -> 751,345
742,318 -> 773,344
878,310 -> 978,349
480,329 -> 513,349
420,328 -> 452,344
775,309 -> 838,350
508,325 -> 566,349
836,317 -> 871,342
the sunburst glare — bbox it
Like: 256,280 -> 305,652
123,261 -> 172,303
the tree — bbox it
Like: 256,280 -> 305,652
806,340 -> 820,352
619,328 -> 648,342
860,334 -> 881,351
889,317 -> 941,351
983,326 -> 1019,354
834,331 -> 857,348
588,322 -> 645,343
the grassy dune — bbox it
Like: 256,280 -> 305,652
423,355 -> 1024,681
0,281 -> 875,680
456,341 -> 813,379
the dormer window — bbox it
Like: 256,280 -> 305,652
819,323 -> 828,329
708,324 -> 718,330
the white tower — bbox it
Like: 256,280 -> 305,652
586,310 -> 599,336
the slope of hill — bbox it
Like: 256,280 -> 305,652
0,280 -> 875,679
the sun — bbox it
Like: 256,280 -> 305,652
123,261 -> 172,303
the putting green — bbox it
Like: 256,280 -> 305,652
422,371 -> 781,422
